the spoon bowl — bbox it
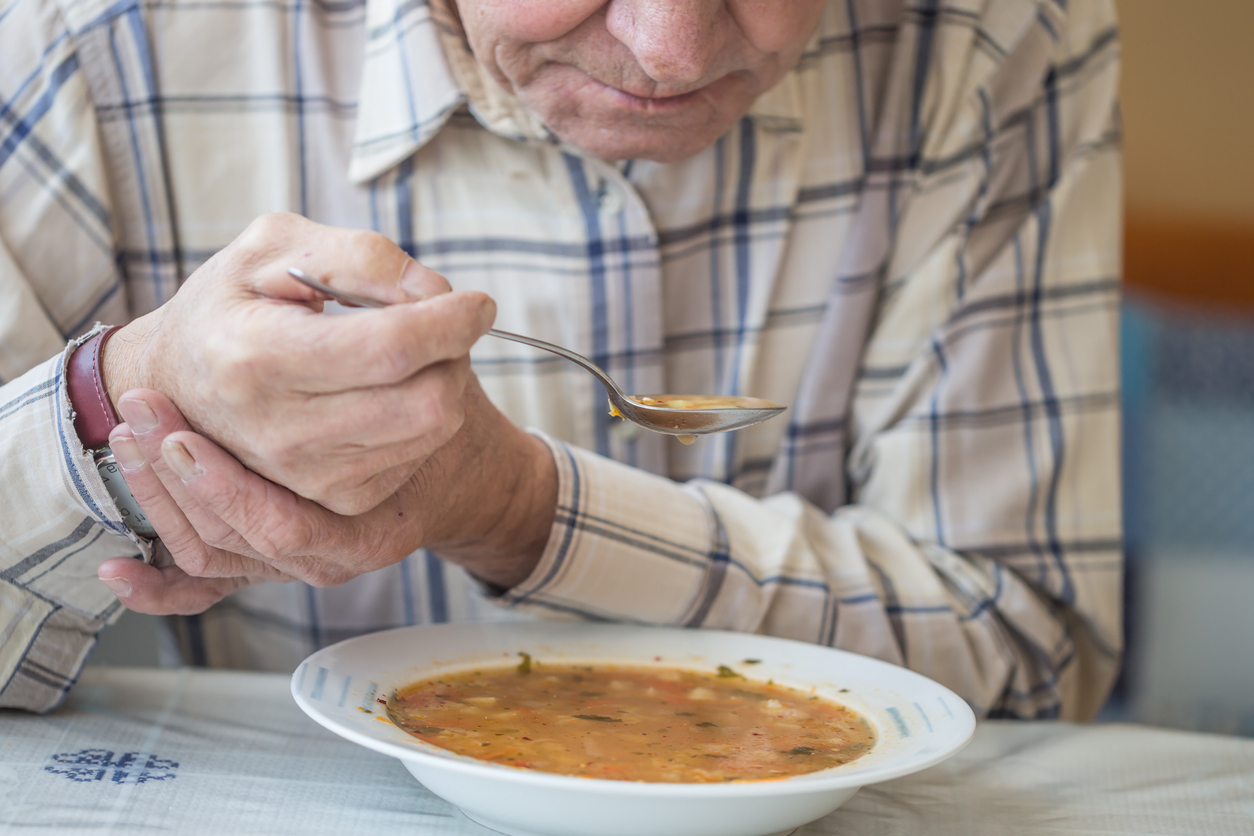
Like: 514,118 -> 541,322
612,395 -> 788,438
287,268 -> 786,438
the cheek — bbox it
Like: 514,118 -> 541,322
731,0 -> 827,53
462,0 -> 605,43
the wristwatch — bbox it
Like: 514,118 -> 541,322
68,326 -> 158,541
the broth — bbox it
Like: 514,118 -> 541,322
629,395 -> 782,410
387,661 -> 874,783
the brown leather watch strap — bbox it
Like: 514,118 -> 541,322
68,326 -> 122,450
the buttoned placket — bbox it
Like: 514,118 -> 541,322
560,149 -> 669,476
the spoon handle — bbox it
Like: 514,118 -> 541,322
287,268 -> 623,398
484,330 -> 622,398
289,269 -> 388,309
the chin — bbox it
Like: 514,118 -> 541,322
522,73 -> 754,163
556,124 -> 727,163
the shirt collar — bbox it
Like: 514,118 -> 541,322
350,0 -> 550,183
350,0 -> 806,183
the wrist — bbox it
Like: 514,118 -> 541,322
471,431 -> 556,588
497,431 -> 559,568
426,393 -> 557,588
67,326 -> 122,449
101,316 -> 157,416
65,325 -> 159,542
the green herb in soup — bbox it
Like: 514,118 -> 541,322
386,662 -> 874,783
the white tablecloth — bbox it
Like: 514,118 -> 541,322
2,667 -> 1252,835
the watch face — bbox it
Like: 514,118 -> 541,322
95,451 -> 158,542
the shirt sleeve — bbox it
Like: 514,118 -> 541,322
0,0 -> 143,711
503,3 -> 1123,721
0,344 -> 151,712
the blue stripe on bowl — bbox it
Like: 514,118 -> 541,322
913,702 -> 933,733
337,674 -> 352,708
311,667 -> 328,701
360,682 -> 378,713
885,706 -> 912,737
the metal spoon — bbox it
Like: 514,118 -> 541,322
287,268 -> 786,439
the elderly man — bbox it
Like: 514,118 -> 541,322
0,0 -> 1122,718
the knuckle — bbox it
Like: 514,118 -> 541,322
195,479 -> 299,562
249,508 -> 314,562
204,529 -> 248,556
176,548 -> 213,578
247,211 -> 301,240
164,534 -> 211,574
233,212 -> 311,269
347,228 -> 395,260
238,212 -> 285,250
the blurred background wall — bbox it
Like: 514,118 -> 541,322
1114,0 -> 1254,734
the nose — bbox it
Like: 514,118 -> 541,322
604,0 -> 730,86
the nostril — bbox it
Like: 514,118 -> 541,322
605,1 -> 723,86
637,53 -> 712,87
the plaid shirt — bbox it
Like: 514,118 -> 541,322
0,0 -> 1122,718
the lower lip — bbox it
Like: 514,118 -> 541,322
601,83 -> 703,113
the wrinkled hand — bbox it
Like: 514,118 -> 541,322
99,385 -> 557,616
103,212 -> 495,515
98,394 -> 302,615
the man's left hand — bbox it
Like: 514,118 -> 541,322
99,384 -> 556,614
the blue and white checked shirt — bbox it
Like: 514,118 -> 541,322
0,0 -> 1122,718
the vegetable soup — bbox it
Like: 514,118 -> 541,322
387,658 -> 874,783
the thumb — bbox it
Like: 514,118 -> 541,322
98,556 -> 258,616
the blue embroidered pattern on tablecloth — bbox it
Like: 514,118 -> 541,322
45,750 -> 178,783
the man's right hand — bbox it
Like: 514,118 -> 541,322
103,212 -> 496,516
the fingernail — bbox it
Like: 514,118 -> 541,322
400,259 -> 433,300
162,439 -> 204,482
110,435 -> 146,472
118,397 -> 158,433
100,577 -> 131,598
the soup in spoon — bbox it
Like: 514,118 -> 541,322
610,395 -> 784,443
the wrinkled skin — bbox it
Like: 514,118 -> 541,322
106,213 -> 493,516
98,0 -> 825,614
453,0 -> 826,161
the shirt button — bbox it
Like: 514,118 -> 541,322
598,186 -> 624,216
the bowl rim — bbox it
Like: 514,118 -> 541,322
292,622 -> 977,797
